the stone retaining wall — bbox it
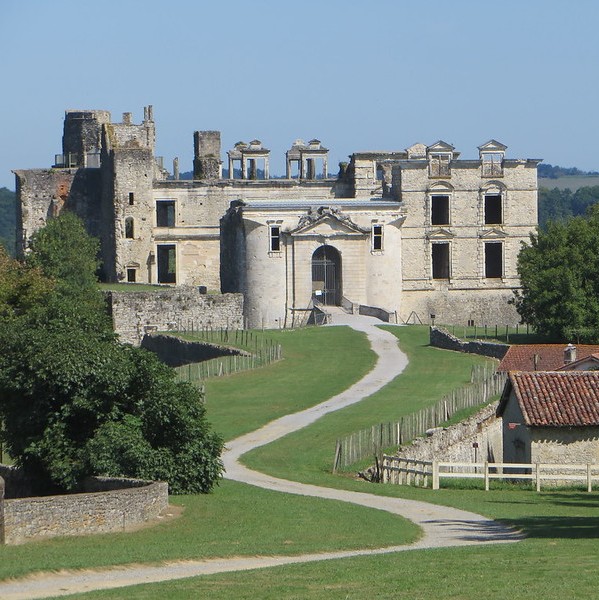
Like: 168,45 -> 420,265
106,288 -> 244,345
430,326 -> 509,359
140,333 -> 249,367
358,305 -> 398,323
393,401 -> 503,464
0,468 -> 168,545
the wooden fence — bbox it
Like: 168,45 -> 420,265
172,329 -> 282,383
381,457 -> 599,492
332,371 -> 507,472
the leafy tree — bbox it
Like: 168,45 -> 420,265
0,246 -> 53,319
0,213 -> 224,494
0,320 -> 223,493
514,206 -> 599,341
25,212 -> 111,333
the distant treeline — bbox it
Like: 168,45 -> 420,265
538,163 -> 599,179
0,188 -> 16,255
538,186 -> 599,229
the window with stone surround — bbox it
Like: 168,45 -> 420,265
372,224 -> 384,251
269,225 -> 281,252
157,244 -> 176,284
484,194 -> 503,225
431,195 -> 450,226
126,268 -> 137,282
432,242 -> 450,279
125,217 -> 134,239
429,153 -> 451,178
485,242 -> 503,278
481,152 -> 504,177
156,200 -> 176,227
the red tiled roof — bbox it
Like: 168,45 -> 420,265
503,371 -> 599,427
557,353 -> 599,371
497,344 -> 599,372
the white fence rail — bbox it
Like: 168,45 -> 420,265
382,456 -> 599,492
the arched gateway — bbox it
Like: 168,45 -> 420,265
311,245 -> 342,305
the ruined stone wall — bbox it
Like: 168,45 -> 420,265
0,472 -> 168,545
429,326 -> 509,359
393,402 -> 503,464
140,333 -> 248,367
107,289 -> 244,345
13,168 -> 103,257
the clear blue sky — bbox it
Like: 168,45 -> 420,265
1,0 -> 598,190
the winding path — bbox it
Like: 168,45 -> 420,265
0,313 -> 521,599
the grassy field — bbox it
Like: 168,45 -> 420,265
5,324 -> 599,599
539,175 -> 599,191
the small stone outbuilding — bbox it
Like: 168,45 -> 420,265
497,371 -> 599,464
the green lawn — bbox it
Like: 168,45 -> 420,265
242,326 -> 494,482
5,324 -> 598,599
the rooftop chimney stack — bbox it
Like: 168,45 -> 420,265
564,343 -> 577,365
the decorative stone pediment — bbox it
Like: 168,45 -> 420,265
478,139 -> 507,153
426,227 -> 455,240
290,207 -> 369,236
427,140 -> 455,154
479,227 -> 507,239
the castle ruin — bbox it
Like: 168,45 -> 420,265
13,106 -> 540,328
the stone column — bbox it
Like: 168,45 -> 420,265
242,157 -> 248,180
264,157 -> 270,179
229,156 -> 234,179
286,157 -> 291,179
323,156 -> 328,179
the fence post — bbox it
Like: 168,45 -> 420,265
484,461 -> 489,491
333,440 -> 341,473
536,463 -> 541,492
432,460 -> 439,490
382,455 -> 388,483
588,463 -> 592,493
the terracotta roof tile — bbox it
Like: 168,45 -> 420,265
497,344 -> 599,372
507,371 -> 599,427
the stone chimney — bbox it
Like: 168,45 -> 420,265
564,343 -> 577,365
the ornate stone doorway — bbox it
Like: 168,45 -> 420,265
311,245 -> 341,305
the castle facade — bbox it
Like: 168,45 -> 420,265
14,107 -> 539,328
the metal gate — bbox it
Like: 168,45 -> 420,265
312,245 -> 341,305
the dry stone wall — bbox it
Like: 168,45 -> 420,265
0,469 -> 168,545
429,326 -> 509,359
393,402 -> 503,464
107,289 -> 244,345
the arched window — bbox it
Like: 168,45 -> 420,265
125,217 -> 134,239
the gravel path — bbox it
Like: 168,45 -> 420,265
0,313 -> 521,599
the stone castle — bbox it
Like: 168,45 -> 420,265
13,106 -> 540,328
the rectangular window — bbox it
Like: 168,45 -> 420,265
432,243 -> 450,279
126,268 -> 137,283
482,153 -> 503,177
485,242 -> 503,278
269,225 -> 281,252
484,194 -> 502,225
156,200 -> 176,227
431,195 -> 450,226
429,154 -> 451,178
157,244 -> 176,284
125,217 -> 134,239
128,192 -> 135,205
372,224 -> 383,251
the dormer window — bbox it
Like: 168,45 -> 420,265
479,140 -> 507,177
482,152 -> 504,177
429,153 -> 451,178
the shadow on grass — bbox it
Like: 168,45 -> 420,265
503,515 -> 599,539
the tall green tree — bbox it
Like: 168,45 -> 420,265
514,206 -> 599,341
0,214 -> 224,493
